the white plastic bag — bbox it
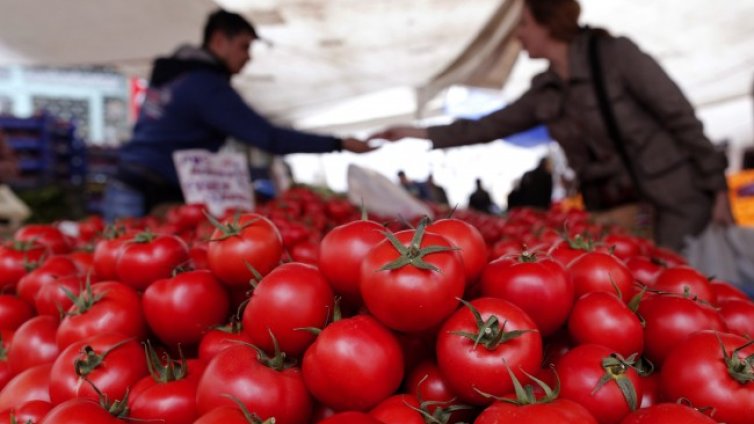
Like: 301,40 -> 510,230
346,164 -> 432,219
684,224 -> 754,287
0,184 -> 30,227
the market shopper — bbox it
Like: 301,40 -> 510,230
0,132 -> 17,183
105,9 -> 372,220
370,0 -> 732,251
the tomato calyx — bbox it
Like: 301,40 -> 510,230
676,397 -> 717,418
592,352 -> 640,411
379,218 -> 455,272
74,338 -> 133,378
83,377 -> 131,419
132,230 -> 158,244
205,211 -> 260,241
562,233 -> 594,252
0,334 -> 7,361
223,394 -> 277,424
719,336 -> 754,384
238,330 -> 294,372
144,340 -> 189,383
409,375 -> 473,424
452,299 -> 533,350
518,250 -> 538,263
63,276 -> 104,316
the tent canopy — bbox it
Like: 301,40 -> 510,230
0,0 -> 752,140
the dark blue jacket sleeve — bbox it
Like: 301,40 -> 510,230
196,75 -> 341,154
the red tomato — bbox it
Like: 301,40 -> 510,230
717,298 -> 754,339
289,239 -> 320,265
624,256 -> 664,287
476,398 -> 598,423
436,297 -> 543,405
653,266 -> 714,304
318,219 -> 386,306
547,236 -> 591,267
0,331 -> 11,391
567,292 -> 644,357
620,402 -> 717,423
243,263 -> 333,357
165,203 -> 207,232
49,333 -> 147,405
360,227 -> 465,332
369,394 -> 423,424
143,270 -> 229,346
427,218 -> 489,284
194,406 -> 271,424
198,322 -> 253,363
638,372 -> 661,409
711,280 -> 750,304
128,354 -> 205,424
660,331 -> 754,424
638,294 -> 725,367
38,398 -> 123,424
649,246 -> 686,267
33,274 -> 82,317
0,242 -> 47,292
15,225 -> 71,254
207,213 -> 284,288
196,344 -> 312,424
0,364 -> 52,413
115,232 -> 189,291
480,253 -> 573,336
0,295 -> 34,331
0,399 -> 53,424
404,360 -> 473,423
318,411 -> 383,423
568,252 -> 635,300
92,233 -> 132,281
16,255 -> 79,306
7,316 -> 59,374
56,281 -> 146,349
556,344 -> 643,424
602,234 -> 643,261
302,315 -> 404,411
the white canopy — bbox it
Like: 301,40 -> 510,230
0,0 -> 752,145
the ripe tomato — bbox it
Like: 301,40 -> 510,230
620,402 -> 717,423
318,219 -> 386,306
624,256 -> 664,287
0,295 -> 34,331
556,344 -> 643,424
567,292 -> 644,357
653,266 -> 714,304
0,399 -> 53,424
49,333 -> 147,405
319,411 -> 383,424
602,234 -> 642,261
128,353 -> 205,424
194,406 -> 273,424
16,255 -> 79,306
56,281 -> 146,349
660,331 -> 754,424
143,270 -> 230,346
638,293 -> 725,367
436,297 -> 543,405
368,394 -> 423,424
360,226 -> 465,332
7,315 -> 59,374
115,232 -> 189,291
243,263 -> 333,357
711,280 -> 750,304
717,298 -> 754,337
476,398 -> 598,423
480,253 -> 573,336
92,232 -> 132,281
33,274 -> 82,317
15,224 -> 71,254
302,315 -> 404,411
38,398 -> 124,424
568,252 -> 635,300
0,241 -> 47,292
0,364 -> 52,413
207,213 -> 284,288
198,322 -> 253,363
196,344 -> 311,424
426,218 -> 489,284
0,330 -> 12,391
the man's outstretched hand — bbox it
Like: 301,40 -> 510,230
341,137 -> 375,153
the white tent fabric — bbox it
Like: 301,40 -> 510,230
0,0 -> 752,145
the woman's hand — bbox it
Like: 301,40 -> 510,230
341,137 -> 375,153
369,126 -> 428,142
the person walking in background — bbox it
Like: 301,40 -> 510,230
469,178 -> 496,214
370,0 -> 731,251
397,170 -> 428,199
510,156 -> 553,210
105,9 -> 372,221
425,173 -> 449,205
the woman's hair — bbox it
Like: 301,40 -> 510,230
524,0 -> 582,42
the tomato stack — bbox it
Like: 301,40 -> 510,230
0,187 -> 752,424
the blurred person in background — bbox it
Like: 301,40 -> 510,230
371,0 -> 731,251
425,173 -> 449,205
468,178 -> 496,214
0,132 -> 17,183
507,156 -> 553,210
106,9 -> 371,221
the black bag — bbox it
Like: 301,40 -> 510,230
580,31 -> 642,211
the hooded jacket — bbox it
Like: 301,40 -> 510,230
119,45 -> 341,185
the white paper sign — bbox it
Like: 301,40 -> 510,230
172,149 -> 254,216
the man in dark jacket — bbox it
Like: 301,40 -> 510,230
106,10 -> 371,220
